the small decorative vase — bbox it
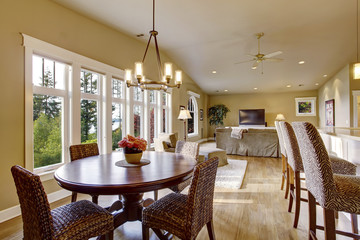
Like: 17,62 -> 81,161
123,147 -> 143,164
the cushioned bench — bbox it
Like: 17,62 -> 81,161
199,147 -> 228,167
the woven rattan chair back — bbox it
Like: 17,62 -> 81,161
69,143 -> 99,161
186,156 -> 219,238
292,122 -> 336,207
175,141 -> 199,161
11,165 -> 54,239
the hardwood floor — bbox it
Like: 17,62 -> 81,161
0,151 -> 355,239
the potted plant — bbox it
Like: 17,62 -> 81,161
118,135 -> 147,164
208,104 -> 230,138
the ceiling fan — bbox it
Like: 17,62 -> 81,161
235,32 -> 283,72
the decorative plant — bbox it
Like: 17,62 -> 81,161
208,104 -> 230,126
118,135 -> 147,153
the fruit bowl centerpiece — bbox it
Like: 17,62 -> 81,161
118,135 -> 147,164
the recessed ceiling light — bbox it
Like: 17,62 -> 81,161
224,89 -> 228,92
315,83 -> 319,86
254,87 -> 258,90
286,84 -> 292,88
212,70 -> 217,74
298,61 -> 305,65
252,67 -> 257,70
298,84 -> 304,87
323,74 -> 327,77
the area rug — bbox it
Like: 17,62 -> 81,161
215,159 -> 248,189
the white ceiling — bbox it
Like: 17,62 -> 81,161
52,0 -> 359,94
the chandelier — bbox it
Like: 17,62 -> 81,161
124,0 -> 182,91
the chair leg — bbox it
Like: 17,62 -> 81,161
281,155 -> 286,190
154,190 -> 158,201
92,195 -> 99,204
105,230 -> 113,240
71,192 -> 77,202
142,224 -> 150,240
288,167 -> 295,213
206,220 -> 216,240
351,213 -> 358,240
293,171 -> 301,228
308,192 -> 317,240
323,208 -> 336,240
284,161 -> 290,199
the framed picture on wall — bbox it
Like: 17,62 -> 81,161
325,99 -> 335,126
295,97 -> 317,116
200,109 -> 203,121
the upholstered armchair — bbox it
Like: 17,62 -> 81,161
153,133 -> 178,152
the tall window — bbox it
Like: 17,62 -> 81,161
80,69 -> 102,144
187,96 -> 198,136
112,78 -> 124,150
161,92 -> 171,133
32,55 -> 70,171
133,87 -> 143,137
149,90 -> 156,143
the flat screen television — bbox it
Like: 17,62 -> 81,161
239,109 -> 265,125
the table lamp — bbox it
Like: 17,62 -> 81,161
178,109 -> 192,141
275,113 -> 286,121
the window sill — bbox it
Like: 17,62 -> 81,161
38,170 -> 56,182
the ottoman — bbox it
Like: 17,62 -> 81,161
198,147 -> 228,167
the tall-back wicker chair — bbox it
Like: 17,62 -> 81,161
292,122 -> 360,240
170,141 -> 199,192
69,143 -> 99,203
280,121 -> 357,229
275,121 -> 289,198
153,140 -> 199,201
11,165 -> 113,240
142,157 -> 219,240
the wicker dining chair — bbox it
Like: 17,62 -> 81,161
69,143 -> 100,203
11,165 -> 114,240
292,122 -> 360,240
275,121 -> 289,199
279,121 -> 356,228
142,156 -> 219,240
154,140 -> 199,201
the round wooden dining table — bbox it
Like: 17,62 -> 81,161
54,150 -> 196,231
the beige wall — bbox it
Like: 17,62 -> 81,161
0,0 -> 207,211
318,65 -> 351,128
207,91 -> 319,137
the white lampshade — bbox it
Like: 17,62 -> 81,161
178,109 -> 192,120
275,113 -> 286,121
354,63 -> 360,79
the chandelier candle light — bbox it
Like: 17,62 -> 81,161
124,0 -> 182,91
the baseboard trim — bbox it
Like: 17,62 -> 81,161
0,189 -> 71,223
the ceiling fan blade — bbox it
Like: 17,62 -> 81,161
264,51 -> 282,58
264,58 -> 283,62
252,61 -> 259,69
234,59 -> 255,64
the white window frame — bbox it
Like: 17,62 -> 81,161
31,56 -> 70,174
23,34 -> 125,180
111,78 -> 126,152
187,91 -> 200,138
80,69 -> 104,151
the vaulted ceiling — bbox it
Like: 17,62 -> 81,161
53,0 -> 359,94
